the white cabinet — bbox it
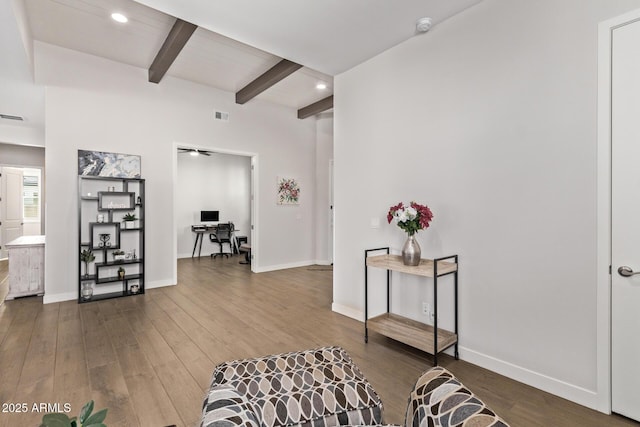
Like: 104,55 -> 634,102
6,235 -> 45,299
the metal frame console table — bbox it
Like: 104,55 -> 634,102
364,247 -> 459,366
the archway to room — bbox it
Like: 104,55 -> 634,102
0,142 -> 46,304
174,144 -> 256,274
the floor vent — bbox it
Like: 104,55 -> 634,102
0,114 -> 24,121
214,111 -> 229,122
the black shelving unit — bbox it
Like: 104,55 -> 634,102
78,176 -> 145,303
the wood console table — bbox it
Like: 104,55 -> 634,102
364,247 -> 458,366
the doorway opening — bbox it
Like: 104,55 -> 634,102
173,143 -> 257,278
0,166 -> 45,260
0,142 -> 45,304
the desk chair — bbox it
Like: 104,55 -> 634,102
210,223 -> 232,259
227,221 -> 240,253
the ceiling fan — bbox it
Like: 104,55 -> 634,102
178,148 -> 213,156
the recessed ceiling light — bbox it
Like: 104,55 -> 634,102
111,12 -> 128,23
190,150 -> 199,157
316,82 -> 328,90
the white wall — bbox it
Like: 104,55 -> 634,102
0,125 -> 43,147
0,142 -> 44,167
333,0 -> 640,411
176,152 -> 251,258
37,41 -> 319,302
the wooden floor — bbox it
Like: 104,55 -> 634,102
0,256 -> 637,427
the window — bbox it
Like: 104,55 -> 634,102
23,170 -> 41,221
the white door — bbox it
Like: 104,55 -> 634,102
0,167 -> 24,259
611,18 -> 640,422
328,160 -> 334,264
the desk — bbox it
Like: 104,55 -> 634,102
191,225 -> 240,258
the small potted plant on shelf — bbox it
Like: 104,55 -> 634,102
80,249 -> 95,277
122,213 -> 138,229
112,249 -> 125,261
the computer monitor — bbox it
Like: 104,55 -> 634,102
200,210 -> 219,222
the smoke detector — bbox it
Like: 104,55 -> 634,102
416,17 -> 433,33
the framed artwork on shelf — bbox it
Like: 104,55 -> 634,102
78,150 -> 141,178
277,176 -> 300,205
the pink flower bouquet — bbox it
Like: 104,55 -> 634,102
387,201 -> 434,236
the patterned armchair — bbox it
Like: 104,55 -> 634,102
201,346 -> 384,427
201,348 -> 509,427
404,367 -> 509,427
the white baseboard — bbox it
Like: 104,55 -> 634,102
43,291 -> 77,304
178,252 -> 239,259
145,279 -> 176,289
253,260 -> 316,273
331,303 -> 363,321
176,255 -> 329,269
328,303 -> 602,411
42,279 -> 176,304
459,346 -> 601,411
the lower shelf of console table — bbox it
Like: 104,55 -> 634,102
367,313 -> 457,355
364,248 -> 459,366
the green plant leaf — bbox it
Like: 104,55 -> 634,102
42,413 -> 72,422
84,424 -> 107,427
84,408 -> 107,425
79,400 -> 94,424
41,420 -> 70,427
41,413 -> 72,427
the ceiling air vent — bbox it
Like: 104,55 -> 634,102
0,114 -> 24,121
214,111 -> 229,122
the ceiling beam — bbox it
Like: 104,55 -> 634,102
297,95 -> 333,119
148,18 -> 197,84
236,59 -> 303,104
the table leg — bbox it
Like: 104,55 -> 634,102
197,233 -> 204,258
192,233 -> 200,257
231,232 -> 238,254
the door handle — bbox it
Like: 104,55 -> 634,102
617,266 -> 640,277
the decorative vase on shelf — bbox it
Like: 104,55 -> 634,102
387,201 -> 433,266
81,283 -> 93,300
402,234 -> 421,266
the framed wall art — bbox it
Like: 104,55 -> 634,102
277,176 -> 300,205
78,150 -> 141,178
